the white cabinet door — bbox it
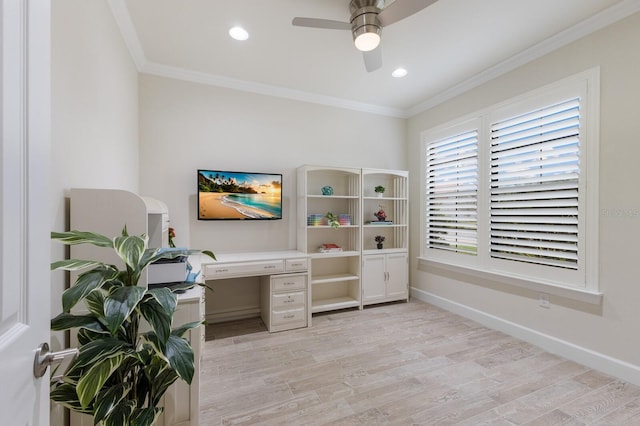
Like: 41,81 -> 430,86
0,0 -> 51,423
386,252 -> 409,300
362,255 -> 386,302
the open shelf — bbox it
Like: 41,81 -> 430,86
311,297 -> 360,314
311,272 -> 359,285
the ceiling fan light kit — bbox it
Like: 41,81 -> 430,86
292,0 -> 437,72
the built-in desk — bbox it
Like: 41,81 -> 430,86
200,250 -> 310,332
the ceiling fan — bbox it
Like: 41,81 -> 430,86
292,0 -> 438,72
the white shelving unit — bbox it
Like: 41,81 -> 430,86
298,165 -> 362,314
361,169 -> 409,306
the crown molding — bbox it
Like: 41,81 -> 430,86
141,62 -> 408,118
108,0 -> 640,120
106,0 -> 147,70
405,0 -> 640,117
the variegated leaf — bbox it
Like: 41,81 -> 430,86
139,297 -> 172,348
171,320 -> 203,338
93,383 -> 132,423
51,313 -> 106,333
131,407 -> 163,426
103,286 -> 146,335
50,259 -> 104,272
77,354 -> 124,409
165,335 -> 194,385
62,265 -> 119,312
146,287 -> 177,317
113,234 -> 147,271
51,230 -> 113,247
103,400 -> 136,426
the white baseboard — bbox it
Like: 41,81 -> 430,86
411,287 -> 640,387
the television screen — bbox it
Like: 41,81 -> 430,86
198,170 -> 282,220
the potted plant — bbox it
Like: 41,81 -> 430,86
374,206 -> 387,222
375,235 -> 385,249
374,185 -> 385,198
49,227 -> 215,426
325,212 -> 340,229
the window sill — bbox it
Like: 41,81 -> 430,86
417,257 -> 602,305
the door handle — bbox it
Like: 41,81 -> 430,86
33,342 -> 79,379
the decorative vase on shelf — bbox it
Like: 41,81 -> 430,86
321,186 -> 333,196
374,207 -> 387,221
377,243 -> 383,249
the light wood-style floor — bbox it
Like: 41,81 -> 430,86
200,300 -> 640,425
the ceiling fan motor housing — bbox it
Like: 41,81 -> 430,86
350,1 -> 383,49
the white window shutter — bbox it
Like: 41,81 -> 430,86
426,130 -> 478,255
490,98 -> 580,269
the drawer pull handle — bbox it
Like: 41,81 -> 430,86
283,282 -> 294,286
215,268 -> 229,273
283,315 -> 295,319
264,265 -> 276,269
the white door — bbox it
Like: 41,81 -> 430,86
0,0 -> 51,424
362,254 -> 386,303
386,252 -> 409,300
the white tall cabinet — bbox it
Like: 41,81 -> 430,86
297,166 -> 362,313
361,169 -> 409,305
298,166 -> 409,314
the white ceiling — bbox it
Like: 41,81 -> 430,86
114,0 -> 639,117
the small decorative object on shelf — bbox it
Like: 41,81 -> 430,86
338,214 -> 351,225
168,226 -> 176,248
325,212 -> 340,228
321,185 -> 333,196
374,185 -> 385,197
320,243 -> 343,253
374,206 -> 387,222
307,213 -> 323,226
375,235 -> 385,249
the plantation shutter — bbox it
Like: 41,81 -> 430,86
426,130 -> 478,255
490,98 -> 580,269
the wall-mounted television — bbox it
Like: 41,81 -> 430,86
197,169 -> 282,220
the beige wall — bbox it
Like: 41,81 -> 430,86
50,0 -> 139,350
407,12 -> 640,374
138,74 -> 407,253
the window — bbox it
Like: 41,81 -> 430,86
421,70 -> 599,292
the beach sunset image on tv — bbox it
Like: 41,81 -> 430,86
198,170 -> 282,220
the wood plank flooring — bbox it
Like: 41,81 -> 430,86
200,300 -> 640,425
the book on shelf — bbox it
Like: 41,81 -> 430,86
319,243 -> 343,253
367,220 -> 394,225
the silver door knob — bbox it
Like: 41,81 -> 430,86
33,342 -> 78,378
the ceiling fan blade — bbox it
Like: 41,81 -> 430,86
378,0 -> 438,27
363,47 -> 382,72
292,17 -> 352,30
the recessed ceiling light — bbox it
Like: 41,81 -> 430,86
392,68 -> 408,78
229,26 -> 249,41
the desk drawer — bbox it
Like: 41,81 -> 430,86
285,258 -> 308,272
272,307 -> 306,325
203,260 -> 284,279
272,291 -> 305,309
272,274 -> 306,292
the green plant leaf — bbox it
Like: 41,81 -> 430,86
76,354 -> 124,409
61,265 -> 119,312
51,230 -> 114,247
171,320 -> 203,338
50,382 -> 91,414
131,407 -> 163,426
148,366 -> 179,406
51,313 -> 106,333
85,289 -> 105,318
72,337 -> 130,370
139,297 -> 172,348
103,286 -> 146,335
50,259 -> 104,272
146,287 -> 177,317
103,400 -> 136,426
93,383 -> 132,423
113,233 -> 147,271
165,335 -> 194,385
